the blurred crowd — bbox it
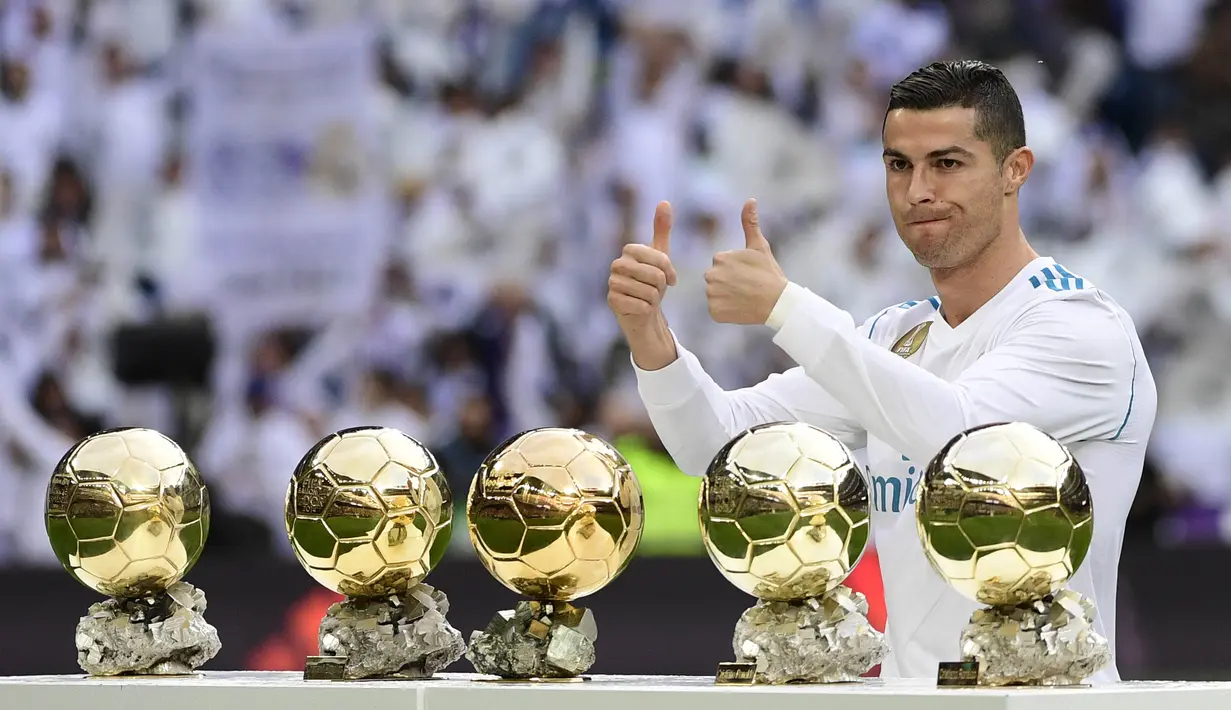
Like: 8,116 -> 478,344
2,0 -> 1231,567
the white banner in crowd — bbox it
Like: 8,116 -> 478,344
189,25 -> 385,335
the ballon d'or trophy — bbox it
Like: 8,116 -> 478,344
286,426 -> 465,680
45,428 -> 220,676
701,422 -> 887,684
917,421 -> 1110,686
466,427 -> 643,680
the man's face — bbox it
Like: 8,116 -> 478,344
882,107 -> 1007,269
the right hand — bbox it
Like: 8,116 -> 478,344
607,201 -> 678,333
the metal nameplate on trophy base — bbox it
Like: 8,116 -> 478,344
715,662 -> 757,685
304,656 -> 347,681
473,676 -> 591,684
937,660 -> 980,687
305,656 -> 438,682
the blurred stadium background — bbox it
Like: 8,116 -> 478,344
2,0 -> 1231,679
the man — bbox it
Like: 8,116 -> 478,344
607,60 -> 1156,682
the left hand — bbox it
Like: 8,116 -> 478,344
705,198 -> 789,325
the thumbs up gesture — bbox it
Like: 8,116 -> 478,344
608,201 -> 678,333
704,199 -> 788,325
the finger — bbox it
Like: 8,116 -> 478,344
741,198 -> 770,253
613,257 -> 669,291
621,244 -> 676,286
609,273 -> 663,306
608,292 -> 654,317
651,201 -> 673,255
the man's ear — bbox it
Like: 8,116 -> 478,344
1004,146 -> 1034,195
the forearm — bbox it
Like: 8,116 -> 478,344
625,312 -> 679,372
772,286 -> 985,462
635,332 -> 867,476
776,300 -> 965,463
635,342 -> 773,476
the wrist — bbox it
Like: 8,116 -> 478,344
627,313 -> 678,371
765,281 -> 804,331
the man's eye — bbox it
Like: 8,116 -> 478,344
938,158 -> 961,170
888,160 -> 910,171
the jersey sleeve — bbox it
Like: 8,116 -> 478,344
771,287 -> 1139,465
633,331 -> 870,477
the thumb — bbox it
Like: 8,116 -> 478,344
742,198 -> 771,253
651,201 -> 672,254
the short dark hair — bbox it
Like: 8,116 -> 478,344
886,60 -> 1026,163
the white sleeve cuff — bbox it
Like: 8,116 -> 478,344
765,281 -> 807,331
631,334 -> 706,408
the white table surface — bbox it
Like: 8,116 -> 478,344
3,672 -> 1229,710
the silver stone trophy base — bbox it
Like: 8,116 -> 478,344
307,582 -> 465,681
960,589 -> 1112,686
465,600 -> 597,679
75,581 -> 221,676
731,585 -> 888,684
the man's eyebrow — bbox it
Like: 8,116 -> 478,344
881,146 -> 976,161
925,145 -> 975,159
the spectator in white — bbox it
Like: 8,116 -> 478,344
473,279 -> 560,436
196,373 -> 317,553
848,0 -> 950,90
0,365 -> 76,566
1124,0 -> 1211,78
192,0 -> 291,31
0,57 -> 64,214
999,55 -> 1080,237
82,39 -> 169,322
817,59 -> 884,150
425,332 -> 487,445
396,82 -> 486,282
1131,121 -> 1220,312
351,263 -> 441,388
520,16 -> 599,138
699,57 -> 839,224
88,0 -> 179,69
453,90 -> 567,279
0,167 -> 45,390
330,368 -> 431,444
1209,155 -> 1231,323
378,0 -> 468,90
145,150 -> 205,313
606,13 -> 702,234
1144,284 -> 1231,546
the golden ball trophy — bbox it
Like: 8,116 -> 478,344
917,421 -> 1110,686
701,422 -> 887,684
44,428 -> 220,676
465,427 -> 643,680
285,426 -> 464,680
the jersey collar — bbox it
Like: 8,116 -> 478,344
927,256 -> 1057,344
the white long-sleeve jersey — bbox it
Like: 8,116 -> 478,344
634,256 -> 1156,682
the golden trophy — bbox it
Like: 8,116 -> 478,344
917,421 -> 1109,686
285,426 -> 464,680
465,427 -> 643,679
700,422 -> 887,684
44,428 -> 220,676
